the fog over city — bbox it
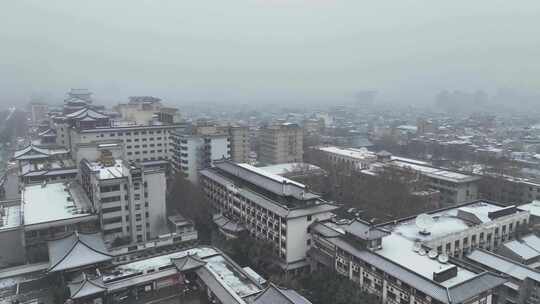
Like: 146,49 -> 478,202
2,0 -> 540,106
5,2 -> 540,304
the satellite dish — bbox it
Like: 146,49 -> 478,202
438,253 -> 449,264
416,214 -> 435,235
428,250 -> 438,259
412,242 -> 421,252
418,249 -> 427,256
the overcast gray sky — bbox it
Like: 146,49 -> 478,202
1,0 -> 539,106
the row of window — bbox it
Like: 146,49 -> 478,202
100,185 -> 120,193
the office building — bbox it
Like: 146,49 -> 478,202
200,160 -> 339,271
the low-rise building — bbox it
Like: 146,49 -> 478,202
317,146 -> 480,205
467,249 -> 540,304
308,206 -> 511,304
21,181 -> 99,262
0,242 -> 313,304
13,144 -> 76,185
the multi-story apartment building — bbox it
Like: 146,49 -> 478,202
308,200 -> 524,304
222,125 -> 250,163
171,129 -> 231,183
200,160 -> 339,271
71,123 -> 184,165
259,123 -> 303,165
80,155 -> 167,244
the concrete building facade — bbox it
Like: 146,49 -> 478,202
80,156 -> 167,244
259,123 -> 303,165
200,160 -> 339,271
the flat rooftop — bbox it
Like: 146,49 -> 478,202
381,201 -> 511,243
518,201 -> 540,217
318,146 -> 376,160
377,233 -> 476,288
390,160 -> 479,183
258,163 -> 323,176
85,159 -> 129,180
22,182 -> 94,226
316,221 -> 476,288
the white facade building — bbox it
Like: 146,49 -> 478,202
171,133 -> 230,183
200,160 -> 339,271
308,200 -> 524,304
80,157 -> 167,244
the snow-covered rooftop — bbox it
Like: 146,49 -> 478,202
518,200 -> 540,217
204,254 -> 260,297
103,246 -> 262,299
22,182 -> 94,226
106,247 -> 218,277
237,163 -> 305,188
85,159 -> 129,180
381,201 -> 510,243
377,234 -> 476,288
258,163 -> 322,176
316,220 -> 477,288
501,234 -> 540,261
318,146 -> 377,161
390,160 -> 479,183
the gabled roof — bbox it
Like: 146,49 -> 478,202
13,144 -> 69,160
38,128 -> 56,137
66,107 -> 109,120
172,254 -> 207,271
253,283 -> 312,304
501,234 -> 540,260
467,249 -> 540,282
213,214 -> 246,233
48,232 -> 112,273
68,272 -> 106,299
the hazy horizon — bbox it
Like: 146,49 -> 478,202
1,0 -> 540,106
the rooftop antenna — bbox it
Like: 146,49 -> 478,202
415,213 -> 435,236
438,253 -> 449,264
